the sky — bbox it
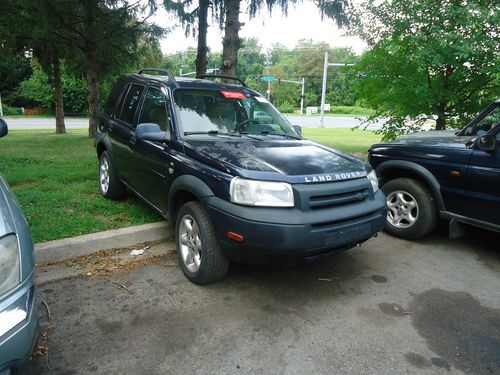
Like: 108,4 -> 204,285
154,2 -> 366,56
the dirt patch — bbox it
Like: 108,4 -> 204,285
41,240 -> 177,276
409,288 -> 500,375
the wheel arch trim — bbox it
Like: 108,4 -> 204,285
168,175 -> 215,221
375,160 -> 445,210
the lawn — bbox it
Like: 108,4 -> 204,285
1,128 -> 380,243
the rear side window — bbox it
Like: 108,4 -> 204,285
103,78 -> 126,117
117,84 -> 145,125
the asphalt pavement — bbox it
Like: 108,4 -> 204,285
4,115 -> 385,130
26,227 -> 500,375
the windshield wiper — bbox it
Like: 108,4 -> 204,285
258,131 -> 301,140
184,130 -> 241,137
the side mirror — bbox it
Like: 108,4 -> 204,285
293,125 -> 302,136
476,134 -> 496,152
0,118 -> 8,138
136,123 -> 168,142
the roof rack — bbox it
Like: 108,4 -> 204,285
197,74 -> 248,87
137,68 -> 179,87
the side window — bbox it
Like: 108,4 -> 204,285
470,105 -> 500,136
103,79 -> 125,117
117,84 -> 145,126
138,87 -> 169,131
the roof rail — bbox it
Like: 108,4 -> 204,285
137,68 -> 179,87
197,74 -> 248,87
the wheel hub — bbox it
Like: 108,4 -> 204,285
178,214 -> 202,273
386,190 -> 419,228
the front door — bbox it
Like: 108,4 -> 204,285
463,105 -> 500,225
130,86 -> 175,213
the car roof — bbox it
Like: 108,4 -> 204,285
122,73 -> 255,93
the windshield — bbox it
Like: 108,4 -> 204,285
462,104 -> 500,137
173,89 -> 299,138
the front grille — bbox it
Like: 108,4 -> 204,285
309,188 -> 369,209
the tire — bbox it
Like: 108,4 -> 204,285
381,177 -> 438,240
98,151 -> 126,200
175,201 -> 229,284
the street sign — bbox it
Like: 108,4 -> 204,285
261,76 -> 275,82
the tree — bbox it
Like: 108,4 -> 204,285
164,0 -> 224,77
220,0 -> 350,77
0,0 -> 69,133
39,0 -> 163,136
352,0 -> 499,139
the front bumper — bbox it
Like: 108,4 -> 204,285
204,190 -> 387,265
0,275 -> 39,373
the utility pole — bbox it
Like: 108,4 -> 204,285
300,77 -> 305,115
320,51 -> 354,127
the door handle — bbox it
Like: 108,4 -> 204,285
129,134 -> 136,147
108,122 -> 114,133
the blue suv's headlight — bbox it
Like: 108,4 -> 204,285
0,234 -> 20,296
230,177 -> 294,207
367,170 -> 379,193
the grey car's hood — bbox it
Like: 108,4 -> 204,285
0,176 -> 16,236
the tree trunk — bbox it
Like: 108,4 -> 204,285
220,0 -> 242,78
52,52 -> 66,134
436,115 -> 446,130
435,103 -> 446,130
83,0 -> 100,137
85,51 -> 100,138
195,0 -> 209,77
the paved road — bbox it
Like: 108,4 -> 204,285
5,116 -> 384,130
5,117 -> 89,130
27,227 -> 499,375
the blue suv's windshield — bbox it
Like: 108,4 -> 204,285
173,89 -> 299,139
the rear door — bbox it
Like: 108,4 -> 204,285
109,83 -> 145,184
463,106 -> 500,225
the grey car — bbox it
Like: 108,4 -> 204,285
0,119 -> 39,374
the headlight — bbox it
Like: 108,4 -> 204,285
0,234 -> 20,296
230,178 -> 294,207
367,170 -> 379,193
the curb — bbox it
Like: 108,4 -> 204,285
35,221 -> 173,265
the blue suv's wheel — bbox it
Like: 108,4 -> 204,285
382,178 -> 438,239
175,201 -> 229,284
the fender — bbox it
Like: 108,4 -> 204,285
168,175 -> 215,221
95,134 -> 120,176
375,160 -> 445,210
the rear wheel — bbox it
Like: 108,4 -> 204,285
175,201 -> 229,284
99,151 -> 126,200
382,178 -> 438,239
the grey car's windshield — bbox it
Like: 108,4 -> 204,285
173,89 -> 299,138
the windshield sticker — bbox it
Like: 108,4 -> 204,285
221,91 -> 246,99
254,96 -> 269,104
304,171 -> 366,183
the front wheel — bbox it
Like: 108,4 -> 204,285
175,201 -> 229,284
382,178 -> 438,240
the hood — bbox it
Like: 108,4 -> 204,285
0,177 -> 16,236
375,134 -> 474,149
183,137 -> 367,182
398,130 -> 458,139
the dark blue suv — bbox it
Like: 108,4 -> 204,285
96,69 -> 386,284
369,100 -> 500,240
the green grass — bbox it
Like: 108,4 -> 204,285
293,106 -> 375,117
303,128 -> 381,158
1,130 -> 161,243
1,128 -> 380,243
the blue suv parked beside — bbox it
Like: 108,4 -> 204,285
369,100 -> 500,239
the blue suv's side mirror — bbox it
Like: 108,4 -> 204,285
136,123 -> 168,142
476,134 -> 496,152
0,118 -> 8,138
